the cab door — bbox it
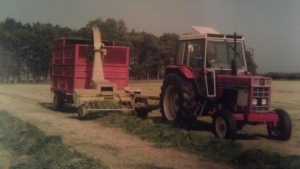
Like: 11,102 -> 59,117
204,69 -> 216,97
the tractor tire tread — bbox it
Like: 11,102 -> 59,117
160,74 -> 197,129
267,109 -> 292,141
213,109 -> 237,141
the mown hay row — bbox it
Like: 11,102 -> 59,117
0,110 -> 108,169
95,112 -> 300,169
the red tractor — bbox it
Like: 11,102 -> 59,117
160,26 -> 292,141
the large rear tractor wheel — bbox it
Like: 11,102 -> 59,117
78,104 -> 88,120
213,109 -> 237,141
267,109 -> 292,141
160,74 -> 197,129
53,92 -> 65,111
135,98 -> 149,118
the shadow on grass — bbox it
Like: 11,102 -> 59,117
193,120 -> 214,132
237,133 -> 271,140
147,116 -> 266,141
149,116 -> 213,132
141,115 -> 264,141
134,163 -> 173,169
68,110 -> 270,142
68,111 -> 112,121
148,116 -> 164,123
38,102 -> 77,114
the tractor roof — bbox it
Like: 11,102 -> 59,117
179,26 -> 244,41
192,26 -> 220,34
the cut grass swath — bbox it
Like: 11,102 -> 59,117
95,112 -> 300,169
0,110 -> 108,169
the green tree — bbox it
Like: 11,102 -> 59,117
0,18 -> 77,83
157,33 -> 179,79
27,23 -> 55,82
0,49 -> 13,82
128,31 -> 158,79
158,33 -> 179,62
54,25 -> 75,37
0,18 -> 25,83
78,18 -> 129,46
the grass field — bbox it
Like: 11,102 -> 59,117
0,80 -> 299,169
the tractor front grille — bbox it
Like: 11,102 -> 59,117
252,87 -> 270,112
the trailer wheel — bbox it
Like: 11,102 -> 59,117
135,98 -> 149,118
78,104 -> 88,120
160,74 -> 196,129
53,92 -> 65,111
267,109 -> 292,141
213,109 -> 237,140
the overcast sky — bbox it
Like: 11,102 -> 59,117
1,0 -> 300,73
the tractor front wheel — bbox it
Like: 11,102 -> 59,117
267,109 -> 292,141
160,74 -> 196,129
213,109 -> 237,141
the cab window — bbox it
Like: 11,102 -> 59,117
184,40 -> 204,68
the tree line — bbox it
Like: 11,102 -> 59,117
0,17 -> 258,83
263,72 -> 300,80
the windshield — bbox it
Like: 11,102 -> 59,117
206,40 -> 246,70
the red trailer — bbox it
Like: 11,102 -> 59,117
52,38 -> 128,91
51,34 -> 158,119
51,38 -> 129,106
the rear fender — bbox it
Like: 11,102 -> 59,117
164,66 -> 194,79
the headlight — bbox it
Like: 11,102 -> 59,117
261,99 -> 267,105
252,99 -> 257,105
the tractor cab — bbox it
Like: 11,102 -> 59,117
176,26 -> 247,72
173,26 -> 248,97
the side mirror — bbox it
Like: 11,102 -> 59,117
188,44 -> 194,53
245,48 -> 254,57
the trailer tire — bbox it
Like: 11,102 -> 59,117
213,109 -> 237,141
135,98 -> 149,118
78,104 -> 88,120
160,74 -> 196,129
267,109 -> 292,141
53,92 -> 65,111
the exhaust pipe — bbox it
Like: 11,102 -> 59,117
231,32 -> 238,76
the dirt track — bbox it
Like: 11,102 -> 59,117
0,84 -> 231,169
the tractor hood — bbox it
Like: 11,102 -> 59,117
217,75 -> 272,87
